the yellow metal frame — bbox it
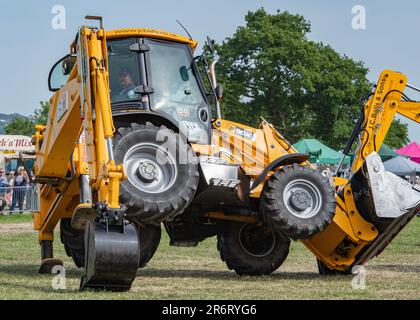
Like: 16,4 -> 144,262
34,26 -> 126,243
107,28 -> 197,49
352,70 -> 420,172
304,70 -> 420,270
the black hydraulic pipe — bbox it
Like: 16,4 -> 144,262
335,112 -> 365,176
343,112 -> 365,156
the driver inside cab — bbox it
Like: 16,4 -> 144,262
116,67 -> 137,100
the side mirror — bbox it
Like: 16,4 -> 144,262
215,85 -> 224,100
48,54 -> 75,92
179,66 -> 190,82
62,55 -> 76,76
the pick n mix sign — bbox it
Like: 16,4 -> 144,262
0,135 -> 34,152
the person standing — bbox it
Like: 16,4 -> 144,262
10,167 -> 29,214
25,170 -> 36,212
0,168 -> 8,213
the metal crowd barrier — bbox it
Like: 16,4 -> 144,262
0,185 -> 38,215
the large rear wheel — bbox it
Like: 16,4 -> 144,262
60,219 -> 85,268
136,224 -> 162,268
113,122 -> 199,224
218,223 -> 290,276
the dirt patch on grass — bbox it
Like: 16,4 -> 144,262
0,223 -> 33,233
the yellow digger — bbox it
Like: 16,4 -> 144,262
30,16 -> 419,291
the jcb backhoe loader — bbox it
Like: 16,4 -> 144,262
31,16 -> 419,291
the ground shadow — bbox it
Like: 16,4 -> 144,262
0,263 -> 352,283
0,263 -> 82,278
0,263 -> 83,295
367,264 -> 420,273
0,280 -> 79,295
138,268 -> 345,281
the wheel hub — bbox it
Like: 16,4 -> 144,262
123,142 -> 178,194
289,190 -> 312,212
283,179 -> 323,219
137,160 -> 159,183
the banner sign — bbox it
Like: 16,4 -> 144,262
0,135 -> 34,152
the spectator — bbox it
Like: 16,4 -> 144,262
8,171 -> 15,185
25,170 -> 36,211
0,168 -> 8,213
7,171 -> 15,211
10,167 -> 29,214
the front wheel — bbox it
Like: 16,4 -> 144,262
260,164 -> 337,239
218,223 -> 290,276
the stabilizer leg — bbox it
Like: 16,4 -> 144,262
39,240 -> 63,274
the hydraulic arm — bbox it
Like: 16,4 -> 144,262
33,18 -> 139,291
304,70 -> 420,272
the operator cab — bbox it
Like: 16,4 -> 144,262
107,36 -> 211,144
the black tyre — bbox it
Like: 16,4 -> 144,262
218,223 -> 290,276
60,219 -> 161,269
260,164 -> 336,240
113,122 -> 199,224
317,259 -> 351,275
137,224 -> 162,268
60,219 -> 85,268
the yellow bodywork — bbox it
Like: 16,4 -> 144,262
106,28 -> 198,50
192,118 -> 313,197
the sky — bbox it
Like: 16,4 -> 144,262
0,0 -> 419,142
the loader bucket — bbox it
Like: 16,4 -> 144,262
80,221 -> 139,291
350,152 -> 420,229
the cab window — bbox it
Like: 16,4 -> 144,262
108,38 -> 141,104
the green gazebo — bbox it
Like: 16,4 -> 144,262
378,144 -> 399,162
293,139 -> 351,165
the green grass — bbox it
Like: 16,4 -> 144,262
0,218 -> 420,300
0,213 -> 33,224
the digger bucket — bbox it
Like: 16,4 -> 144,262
349,153 -> 420,266
80,221 -> 139,292
350,152 -> 420,222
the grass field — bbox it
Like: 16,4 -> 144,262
0,214 -> 419,300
